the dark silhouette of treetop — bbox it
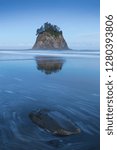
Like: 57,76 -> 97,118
36,22 -> 62,37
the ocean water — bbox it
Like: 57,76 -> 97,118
0,50 -> 100,150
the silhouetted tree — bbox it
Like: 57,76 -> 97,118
36,22 -> 62,36
36,26 -> 44,35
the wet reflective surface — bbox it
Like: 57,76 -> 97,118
0,50 -> 100,150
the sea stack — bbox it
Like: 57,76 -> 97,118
32,22 -> 69,50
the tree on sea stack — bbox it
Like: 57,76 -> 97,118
32,22 -> 69,50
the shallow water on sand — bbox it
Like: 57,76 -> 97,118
0,50 -> 100,150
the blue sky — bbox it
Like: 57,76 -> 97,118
0,0 -> 100,50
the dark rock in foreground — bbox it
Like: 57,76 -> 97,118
29,109 -> 80,136
32,22 -> 69,50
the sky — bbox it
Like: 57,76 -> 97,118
0,0 -> 100,50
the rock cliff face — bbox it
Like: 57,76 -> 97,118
32,22 -> 69,50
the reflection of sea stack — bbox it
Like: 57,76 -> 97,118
32,22 -> 69,50
35,56 -> 65,75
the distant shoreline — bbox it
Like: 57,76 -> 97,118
0,49 -> 100,52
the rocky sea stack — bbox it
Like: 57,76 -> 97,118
32,22 -> 69,50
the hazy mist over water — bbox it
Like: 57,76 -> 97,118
0,49 -> 99,60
